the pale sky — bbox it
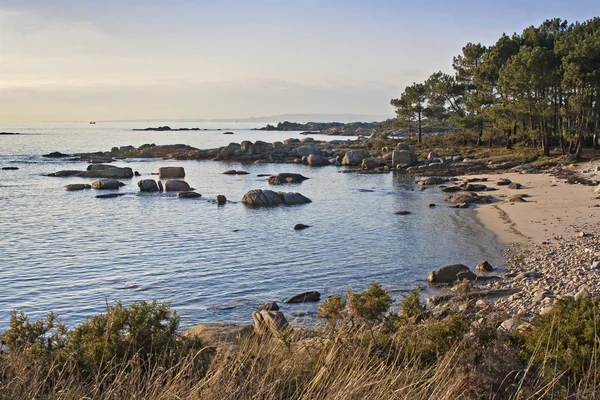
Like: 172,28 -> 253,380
0,0 -> 598,122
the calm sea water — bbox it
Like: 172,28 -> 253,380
0,122 -> 503,329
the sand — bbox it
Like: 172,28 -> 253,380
465,164 -> 600,244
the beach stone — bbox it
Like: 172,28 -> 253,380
48,170 -> 85,177
80,166 -> 133,179
418,177 -> 447,185
91,179 -> 124,190
515,271 -> 541,280
429,203 -> 436,207
342,149 -> 370,166
257,301 -> 280,311
497,178 -> 512,186
294,224 -> 310,230
217,195 -> 227,205
508,195 -> 527,202
158,166 -> 185,179
157,180 -> 164,191
442,186 -> 462,193
137,179 -> 159,192
177,191 -> 202,198
508,182 -> 522,189
268,173 -> 309,185
283,291 -> 321,303
164,180 -> 190,191
476,261 -> 494,272
64,183 -> 91,191
574,285 -> 591,301
463,183 -> 487,192
361,157 -> 386,169
427,264 -> 476,284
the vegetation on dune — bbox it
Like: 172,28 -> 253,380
390,17 -> 600,158
2,284 -> 600,399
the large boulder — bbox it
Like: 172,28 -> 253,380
342,149 -> 370,166
158,167 -> 185,179
86,164 -> 118,171
64,183 -> 91,191
361,157 -> 387,169
427,264 -> 476,284
242,189 -> 311,206
306,154 -> 330,166
283,291 -> 321,303
392,149 -> 413,166
183,323 -> 254,345
91,179 -> 124,190
164,180 -> 190,191
177,191 -> 202,198
294,145 -> 319,157
252,310 -> 289,335
80,166 -> 134,179
137,179 -> 159,192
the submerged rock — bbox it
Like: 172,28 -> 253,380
268,173 -> 309,185
294,224 -> 310,230
223,170 -> 249,175
80,166 -> 134,179
283,291 -> 321,303
91,179 -> 125,190
43,151 -> 70,158
64,183 -> 91,191
96,193 -> 126,199
177,191 -> 202,198
242,189 -> 311,207
158,166 -> 185,179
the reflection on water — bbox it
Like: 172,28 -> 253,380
0,123 -> 503,329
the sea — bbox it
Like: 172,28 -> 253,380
0,121 -> 503,330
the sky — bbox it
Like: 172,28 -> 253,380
0,0 -> 599,122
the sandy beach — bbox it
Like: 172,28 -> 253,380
468,164 -> 600,244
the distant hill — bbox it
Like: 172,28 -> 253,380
102,114 -> 393,124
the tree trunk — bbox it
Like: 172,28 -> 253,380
476,118 -> 483,146
417,110 -> 422,144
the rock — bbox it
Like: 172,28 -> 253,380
574,285 -> 591,301
429,203 -> 436,207
284,138 -> 300,145
499,319 -> 527,333
164,180 -> 190,191
158,167 -> 185,179
80,166 -> 134,179
476,261 -> 494,272
515,271 -> 541,279
2,167 -> 18,170
306,154 -> 330,166
157,181 -> 164,191
342,149 -> 370,166
427,264 -> 476,284
86,164 -> 118,171
463,183 -> 487,192
91,179 -> 124,190
137,179 -> 159,192
441,186 -> 462,193
294,224 -> 310,230
183,323 -> 254,345
242,189 -> 283,206
43,151 -> 70,158
96,193 -> 125,199
418,177 -> 448,186
508,182 -> 522,189
268,173 -> 309,185
394,210 -> 411,215
223,170 -> 249,175
257,301 -> 280,311
177,191 -> 202,198
507,195 -> 527,203
280,192 -> 312,205
578,231 -> 591,238
392,149 -> 414,167
533,290 -> 546,304
64,184 -> 91,191
252,311 -> 290,335
283,291 -> 321,303
294,145 -> 319,157
217,195 -> 227,205
427,152 -> 439,160
497,178 -> 512,186
361,157 -> 386,169
223,131 -> 234,135
134,171 -> 141,177
444,191 -> 491,204
48,170 -> 85,177
452,202 -> 470,209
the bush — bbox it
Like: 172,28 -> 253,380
347,282 -> 394,326
317,295 -> 347,329
522,298 -> 600,384
400,289 -> 425,319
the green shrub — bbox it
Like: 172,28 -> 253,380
522,298 -> 600,383
317,295 -> 347,329
4,310 -> 68,355
347,282 -> 394,326
400,289 -> 425,319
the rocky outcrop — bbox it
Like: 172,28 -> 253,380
257,301 -> 280,311
91,179 -> 124,190
252,310 -> 290,335
342,149 -> 370,166
283,291 -> 321,303
242,189 -> 311,207
294,145 -> 319,157
428,264 -> 477,283
444,191 -> 492,204
137,179 -> 160,192
64,184 -> 91,191
182,323 -> 254,345
43,152 -> 70,158
361,157 -> 387,169
306,154 -> 330,166
158,167 -> 185,179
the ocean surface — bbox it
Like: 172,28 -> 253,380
0,122 -> 503,330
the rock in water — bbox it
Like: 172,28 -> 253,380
257,301 -> 280,311
394,210 -> 411,215
342,149 -> 370,166
306,154 -> 330,166
427,264 -> 476,283
2,167 -> 18,170
177,191 -> 202,198
361,157 -> 386,169
43,151 -> 70,158
223,170 -> 249,175
476,261 -> 494,272
158,166 -> 185,179
294,224 -> 310,230
96,193 -> 126,199
91,179 -> 124,190
267,173 -> 309,185
164,180 -> 190,191
137,179 -> 159,192
64,184 -> 91,191
283,291 -> 321,303
242,189 -> 311,207
217,195 -> 227,205
280,192 -> 311,205
80,166 -> 134,179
